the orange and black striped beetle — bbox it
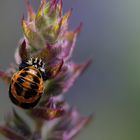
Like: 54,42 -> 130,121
9,57 -> 48,109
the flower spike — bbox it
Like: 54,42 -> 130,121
0,0 -> 93,140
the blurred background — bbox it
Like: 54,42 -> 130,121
0,0 -> 140,140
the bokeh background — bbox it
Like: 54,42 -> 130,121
0,0 -> 140,140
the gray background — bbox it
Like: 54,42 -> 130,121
0,0 -> 140,140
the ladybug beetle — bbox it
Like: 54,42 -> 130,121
9,57 -> 48,109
